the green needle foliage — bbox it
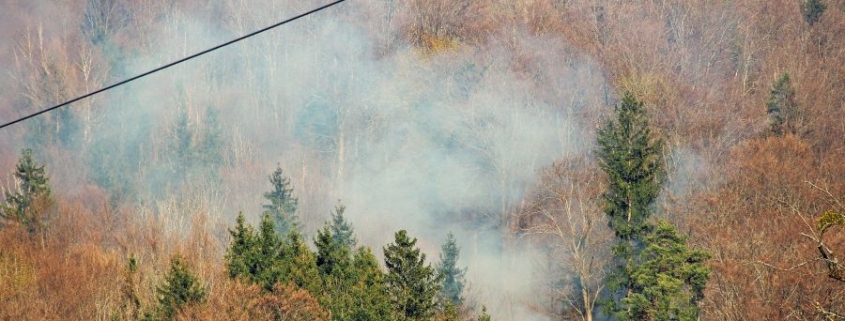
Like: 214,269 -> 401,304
619,221 -> 710,321
384,230 -> 443,321
315,207 -> 393,321
598,92 -> 709,320
597,91 -> 664,241
436,232 -> 466,307
263,165 -> 299,236
1,148 -> 52,233
151,255 -> 205,320
766,73 -> 800,136
802,0 -> 826,26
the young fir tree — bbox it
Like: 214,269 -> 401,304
1,148 -> 52,233
315,221 -> 354,320
263,165 -> 299,236
384,230 -> 443,321
619,221 -> 710,321
330,202 -> 357,249
151,255 -> 205,320
349,247 -> 394,321
766,73 -> 800,136
225,213 -> 283,291
280,228 -> 322,294
436,232 -> 467,308
225,212 -> 257,280
315,205 -> 393,321
802,0 -> 826,26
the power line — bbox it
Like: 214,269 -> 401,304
0,0 -> 348,131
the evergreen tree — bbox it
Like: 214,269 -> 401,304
384,230 -> 442,321
349,247 -> 394,321
225,213 -> 285,291
171,107 -> 193,176
315,222 -> 352,278
225,212 -> 257,279
596,91 -> 664,241
802,0 -> 826,26
1,148 -> 52,233
280,228 -> 322,293
255,213 -> 284,291
477,306 -> 491,321
117,254 -> 141,320
152,255 -> 205,320
263,165 -> 299,236
197,107 -> 225,169
330,202 -> 357,249
436,232 -> 466,307
766,73 -> 800,136
316,207 -> 393,321
598,92 -> 710,320
618,221 -> 711,321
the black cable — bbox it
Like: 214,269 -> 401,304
0,0 -> 348,131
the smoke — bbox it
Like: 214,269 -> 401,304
0,1 -> 612,319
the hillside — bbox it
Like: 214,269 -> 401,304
1,0 -> 845,320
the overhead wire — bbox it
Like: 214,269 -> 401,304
0,0 -> 348,131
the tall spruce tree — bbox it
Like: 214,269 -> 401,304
598,92 -> 710,320
436,232 -> 467,307
263,165 -> 299,236
384,230 -> 442,321
596,91 -> 664,241
1,148 -> 52,233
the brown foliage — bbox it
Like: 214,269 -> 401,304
176,282 -> 330,321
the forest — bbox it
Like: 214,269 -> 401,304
1,0 -> 845,320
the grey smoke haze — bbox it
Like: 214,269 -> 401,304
1,1 -> 612,319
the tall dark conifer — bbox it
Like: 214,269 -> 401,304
597,91 -> 664,241
436,232 -> 466,307
598,92 -> 709,320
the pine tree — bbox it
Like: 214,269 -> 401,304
152,255 -> 205,320
225,213 -> 285,292
280,229 -> 321,294
263,165 -> 299,236
596,91 -> 664,241
315,226 -> 349,278
330,202 -> 357,249
1,148 -> 52,233
618,221 -> 710,321
766,73 -> 800,136
256,213 -> 284,290
802,0 -> 827,26
436,232 -> 466,307
598,92 -> 710,320
225,212 -> 257,279
349,247 -> 393,321
384,230 -> 443,321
